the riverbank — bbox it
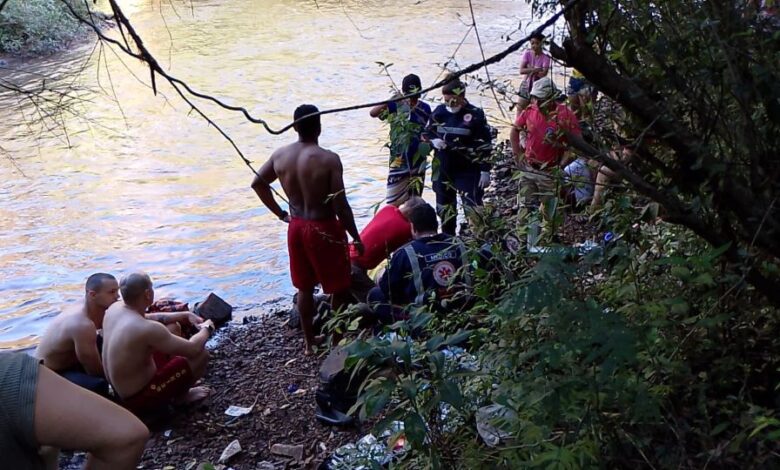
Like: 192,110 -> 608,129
61,309 -> 365,469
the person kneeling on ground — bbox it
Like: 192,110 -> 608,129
0,352 -> 149,470
367,202 -> 471,326
102,272 -> 214,415
36,273 -> 119,396
349,196 -> 427,302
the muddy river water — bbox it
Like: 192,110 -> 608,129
0,0 -> 536,349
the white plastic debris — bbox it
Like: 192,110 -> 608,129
475,404 -> 516,447
224,405 -> 253,417
218,439 -> 242,463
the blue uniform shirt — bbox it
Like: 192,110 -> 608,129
423,102 -> 493,181
378,233 -> 469,308
385,100 -> 432,175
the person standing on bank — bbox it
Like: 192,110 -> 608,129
369,73 -> 432,206
423,78 -> 493,235
517,32 -> 551,113
251,104 -> 363,355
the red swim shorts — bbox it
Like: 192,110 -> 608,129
123,353 -> 193,414
288,217 -> 351,294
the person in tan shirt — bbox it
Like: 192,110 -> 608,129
102,272 -> 213,414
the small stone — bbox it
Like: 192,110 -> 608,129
270,443 -> 304,461
256,462 -> 275,470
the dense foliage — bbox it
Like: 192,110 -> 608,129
0,0 -> 93,55
339,1 -> 780,468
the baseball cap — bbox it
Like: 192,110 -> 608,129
530,77 -> 555,100
402,74 -> 422,95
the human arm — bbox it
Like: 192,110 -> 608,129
72,324 -> 103,376
251,155 -> 290,222
328,155 -> 363,254
145,320 -> 214,359
145,311 -> 204,327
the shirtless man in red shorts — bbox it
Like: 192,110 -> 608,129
251,104 -> 363,355
102,272 -> 214,415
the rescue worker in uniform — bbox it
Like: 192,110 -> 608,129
424,78 -> 493,235
366,203 -> 470,325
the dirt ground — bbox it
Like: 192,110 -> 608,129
61,310 -> 366,470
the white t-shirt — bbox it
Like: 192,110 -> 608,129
564,157 -> 594,203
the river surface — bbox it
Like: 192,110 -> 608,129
0,0 -> 537,349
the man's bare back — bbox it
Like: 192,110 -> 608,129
103,302 -> 167,397
271,142 -> 341,220
37,300 -> 100,373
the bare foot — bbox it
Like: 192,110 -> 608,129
304,335 -> 326,356
175,386 -> 211,405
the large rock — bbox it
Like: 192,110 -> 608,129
193,293 -> 233,326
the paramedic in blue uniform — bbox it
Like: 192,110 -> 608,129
424,78 -> 493,235
369,73 -> 433,206
367,203 -> 470,324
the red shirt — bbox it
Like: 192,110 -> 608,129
515,103 -> 581,166
349,205 -> 412,270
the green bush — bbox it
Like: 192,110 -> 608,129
0,0 -> 93,55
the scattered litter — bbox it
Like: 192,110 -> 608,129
184,460 -> 197,470
279,403 -> 291,410
256,462 -> 275,470
284,358 -> 297,367
292,388 -> 307,396
262,407 -> 272,416
475,404 -> 516,447
270,443 -> 304,461
224,405 -> 253,417
218,439 -> 242,463
325,422 -> 408,469
286,384 -> 299,394
224,393 -> 261,417
163,429 -> 173,438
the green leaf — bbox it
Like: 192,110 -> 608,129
404,412 -> 428,447
438,380 -> 463,409
444,330 -> 471,346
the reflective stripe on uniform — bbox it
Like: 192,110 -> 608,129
437,126 -> 472,136
404,244 -> 426,305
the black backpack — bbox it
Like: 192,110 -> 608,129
315,346 -> 365,426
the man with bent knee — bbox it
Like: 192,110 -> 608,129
36,273 -> 119,396
252,104 -> 363,355
102,272 -> 213,415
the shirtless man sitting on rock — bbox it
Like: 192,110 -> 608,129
36,272 -> 119,396
103,272 -> 214,415
252,104 -> 363,355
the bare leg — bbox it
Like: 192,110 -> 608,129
33,365 -> 149,470
297,287 -> 321,355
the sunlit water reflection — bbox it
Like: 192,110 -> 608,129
0,0 -> 537,349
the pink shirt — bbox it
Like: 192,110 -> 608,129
515,103 -> 581,166
520,49 -> 551,88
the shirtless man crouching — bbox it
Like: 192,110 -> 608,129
252,104 -> 363,355
36,273 -> 119,396
103,272 -> 214,415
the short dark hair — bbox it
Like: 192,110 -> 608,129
530,32 -> 545,41
120,272 -> 152,304
408,203 -> 438,233
85,273 -> 116,293
293,104 -> 320,138
402,74 -> 422,95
